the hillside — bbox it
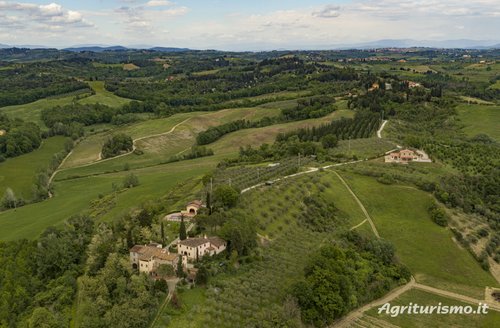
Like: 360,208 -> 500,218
0,48 -> 498,328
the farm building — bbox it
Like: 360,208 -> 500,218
182,200 -> 203,216
178,236 -> 226,260
385,148 -> 432,164
129,243 -> 185,276
165,200 -> 204,221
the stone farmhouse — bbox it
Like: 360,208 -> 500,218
385,148 -> 432,164
165,200 -> 203,222
178,236 -> 227,261
129,243 -> 185,276
182,200 -> 203,216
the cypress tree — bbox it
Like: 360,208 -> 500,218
161,221 -> 165,244
206,191 -> 212,215
176,256 -> 184,278
179,216 -> 187,240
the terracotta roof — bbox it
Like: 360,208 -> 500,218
131,244 -> 178,262
179,238 -> 209,248
187,200 -> 203,208
130,245 -> 144,253
178,236 -> 226,248
208,237 -> 226,248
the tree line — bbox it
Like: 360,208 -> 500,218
0,114 -> 41,159
196,96 -> 337,146
277,112 -> 380,143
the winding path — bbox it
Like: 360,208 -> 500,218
330,170 -> 380,238
47,117 -> 192,191
377,120 -> 388,139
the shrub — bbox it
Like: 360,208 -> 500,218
123,173 -> 139,188
428,203 -> 448,227
377,173 -> 395,185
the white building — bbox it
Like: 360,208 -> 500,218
177,236 -> 227,260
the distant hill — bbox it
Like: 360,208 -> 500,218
64,46 -> 129,52
149,47 -> 190,52
0,44 -> 48,49
330,39 -> 500,50
63,45 -> 190,53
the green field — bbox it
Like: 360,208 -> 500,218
0,155 -> 216,241
57,108 -> 353,180
363,289 -> 500,328
337,172 -> 499,299
78,81 -> 132,107
457,104 -> 500,141
0,136 -> 67,199
57,106 -> 284,177
0,81 -> 131,128
61,112 -> 200,169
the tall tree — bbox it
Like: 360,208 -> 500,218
160,221 -> 165,244
176,256 -> 184,278
206,191 -> 212,215
179,216 -> 187,241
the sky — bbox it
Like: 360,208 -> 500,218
0,0 -> 499,50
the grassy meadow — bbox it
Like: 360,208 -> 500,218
0,136 -> 67,199
0,155 -> 215,241
457,104 -> 500,141
0,81 -> 131,128
58,108 -> 353,180
336,171 -> 499,299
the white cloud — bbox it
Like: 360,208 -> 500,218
313,5 -> 341,18
0,1 -> 92,27
38,3 -> 63,17
115,2 -> 188,35
1,0 -> 500,49
146,0 -> 173,7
